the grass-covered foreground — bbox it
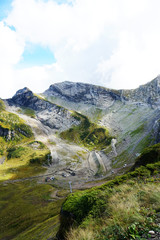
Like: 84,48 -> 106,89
59,145 -> 160,240
60,112 -> 112,150
66,180 -> 160,240
0,181 -> 66,240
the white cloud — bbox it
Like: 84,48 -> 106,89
0,22 -> 24,66
1,0 -> 160,98
13,63 -> 66,93
0,21 -> 25,98
6,0 -> 117,50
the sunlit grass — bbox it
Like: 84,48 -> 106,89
66,181 -> 160,240
67,227 -> 95,240
0,141 -> 50,180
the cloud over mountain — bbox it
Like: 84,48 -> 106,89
1,0 -> 160,97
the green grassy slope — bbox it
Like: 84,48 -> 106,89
1,141 -> 51,180
0,102 -> 50,180
0,181 -> 65,240
60,112 -> 112,150
59,144 -> 160,240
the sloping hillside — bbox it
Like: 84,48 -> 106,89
0,99 -> 50,181
58,144 -> 160,240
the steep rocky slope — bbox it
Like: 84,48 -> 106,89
6,87 -> 80,132
43,77 -> 160,169
1,77 -> 160,183
123,75 -> 160,106
3,90 -> 113,181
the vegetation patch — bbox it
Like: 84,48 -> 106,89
0,110 -> 34,141
62,162 -> 160,223
66,181 -> 160,240
0,99 -> 6,111
21,107 -> 36,118
0,109 -> 50,180
29,151 -> 51,165
132,143 -> 160,169
7,146 -> 28,159
60,112 -> 112,150
130,124 -> 145,137
0,139 -> 50,180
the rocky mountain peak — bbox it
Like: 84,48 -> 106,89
44,81 -> 122,108
6,85 -> 80,132
14,87 -> 32,97
123,76 -> 160,106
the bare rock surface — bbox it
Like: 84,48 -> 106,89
6,87 -> 80,132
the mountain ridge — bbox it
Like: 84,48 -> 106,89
43,75 -> 160,107
1,76 -> 160,182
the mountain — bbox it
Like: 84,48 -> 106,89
1,76 -> 160,182
123,75 -> 160,106
6,87 -> 80,132
0,77 -> 160,240
43,81 -> 122,108
43,77 -> 160,167
43,76 -> 160,107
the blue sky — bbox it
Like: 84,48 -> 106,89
0,0 -> 13,20
19,44 -> 56,68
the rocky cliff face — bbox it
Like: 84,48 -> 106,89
6,87 -> 80,132
123,76 -> 160,106
44,76 -> 160,108
0,126 -> 14,141
43,81 -> 123,108
8,87 -> 62,111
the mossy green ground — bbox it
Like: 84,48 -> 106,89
0,181 -> 65,240
60,112 -> 112,150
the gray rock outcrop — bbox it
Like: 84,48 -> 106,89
0,126 -> 15,140
43,81 -> 123,108
123,75 -> 160,106
6,87 -> 80,132
44,76 -> 160,108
